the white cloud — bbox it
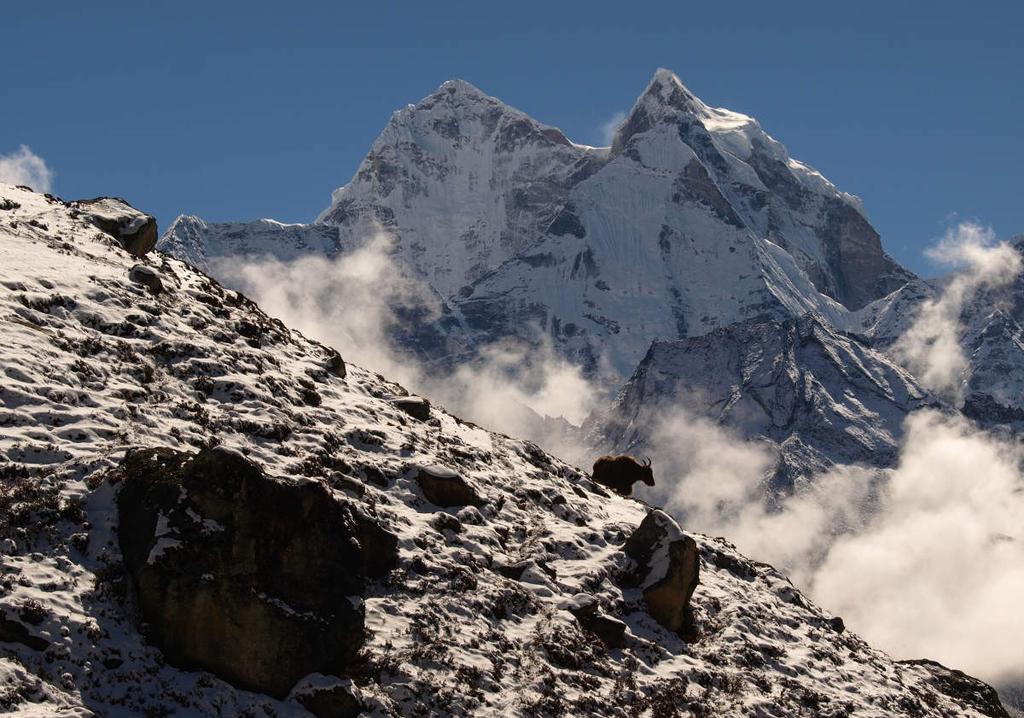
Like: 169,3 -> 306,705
598,110 -> 626,146
0,145 -> 54,193
893,222 -> 1022,405
217,236 -> 605,458
213,233 -> 437,388
811,410 -> 1024,684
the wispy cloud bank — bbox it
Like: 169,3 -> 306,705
0,145 -> 54,193
810,410 -> 1024,684
893,222 -> 1022,405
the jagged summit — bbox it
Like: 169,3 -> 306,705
436,77 -> 496,101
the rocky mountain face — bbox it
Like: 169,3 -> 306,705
0,184 -> 1012,716
851,236 -> 1024,423
587,315 -> 934,488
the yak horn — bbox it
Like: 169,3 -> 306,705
643,456 -> 651,467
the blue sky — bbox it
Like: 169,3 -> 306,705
2,0 -> 1020,275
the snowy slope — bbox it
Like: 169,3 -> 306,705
159,215 -> 343,274
1,184 -> 1010,717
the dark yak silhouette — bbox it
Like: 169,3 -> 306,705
591,455 -> 655,496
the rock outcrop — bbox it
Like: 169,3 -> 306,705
623,510 -> 700,635
116,446 -> 398,698
128,264 -> 164,295
72,197 -> 158,256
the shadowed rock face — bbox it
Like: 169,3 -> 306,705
821,199 -> 908,310
117,447 -> 397,698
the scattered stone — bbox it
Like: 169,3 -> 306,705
415,465 -> 484,507
560,593 -> 627,648
432,513 -> 463,534
560,592 -> 599,618
826,616 -> 845,634
623,510 -> 699,636
128,265 -> 164,295
494,560 -> 530,581
73,197 -> 158,256
117,446 -> 398,698
326,349 -> 347,379
390,395 -> 431,421
301,387 -> 323,407
329,473 -> 365,497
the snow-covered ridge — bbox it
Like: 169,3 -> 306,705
159,69 -> 914,387
1,184 -> 1010,716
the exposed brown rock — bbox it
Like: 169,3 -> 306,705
390,396 -> 431,421
117,446 -> 398,698
326,349 -> 347,379
128,265 -> 164,295
562,593 -> 627,649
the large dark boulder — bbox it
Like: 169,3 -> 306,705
116,446 -> 398,698
73,197 -> 158,257
622,510 -> 699,635
326,349 -> 347,379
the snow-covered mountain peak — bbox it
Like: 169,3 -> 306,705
437,77 -> 490,98
163,68 -> 915,380
635,68 -> 709,116
366,75 -> 576,160
613,68 -> 755,153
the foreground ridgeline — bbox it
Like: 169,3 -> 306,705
0,184 -> 1009,716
